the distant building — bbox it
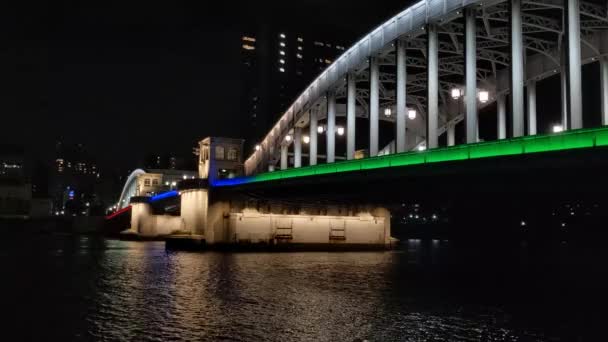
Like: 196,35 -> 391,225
49,142 -> 101,215
239,28 -> 347,151
0,145 -> 51,218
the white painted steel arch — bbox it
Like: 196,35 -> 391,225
245,0 -> 608,175
116,169 -> 145,210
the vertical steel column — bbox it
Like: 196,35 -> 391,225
566,0 -> 583,129
347,72 -> 357,159
326,92 -> 336,163
561,67 -> 569,130
497,94 -> 507,139
447,123 -> 455,146
294,127 -> 302,168
369,57 -> 380,156
427,24 -> 439,149
280,144 -> 288,170
309,110 -> 318,165
465,8 -> 478,143
396,40 -> 407,153
527,80 -> 537,135
510,0 -> 525,137
601,57 -> 608,126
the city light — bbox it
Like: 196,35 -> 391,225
303,135 -> 310,144
336,126 -> 345,136
408,109 -> 417,120
384,107 -> 392,117
553,125 -> 564,133
478,90 -> 489,103
451,88 -> 461,100
317,125 -> 325,134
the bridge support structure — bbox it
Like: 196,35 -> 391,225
174,180 -> 394,250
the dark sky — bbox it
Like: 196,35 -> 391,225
1,0 -> 411,173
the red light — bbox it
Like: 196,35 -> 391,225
105,205 -> 131,220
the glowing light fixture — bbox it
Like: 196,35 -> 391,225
384,107 -> 392,117
553,125 -> 564,133
451,88 -> 461,100
336,126 -> 345,136
317,125 -> 325,134
408,109 -> 417,120
478,90 -> 489,103
303,135 -> 310,144
255,144 -> 261,151
417,144 -> 426,151
285,135 -> 292,142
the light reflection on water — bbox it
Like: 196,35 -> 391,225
0,234 -> 605,341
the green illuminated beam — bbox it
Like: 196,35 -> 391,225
214,126 -> 608,187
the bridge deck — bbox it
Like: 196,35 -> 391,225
214,126 -> 608,188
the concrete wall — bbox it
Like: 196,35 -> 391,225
130,202 -> 183,237
226,209 -> 389,246
180,189 -> 208,235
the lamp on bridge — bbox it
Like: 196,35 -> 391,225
553,124 -> 564,133
317,125 -> 325,134
255,144 -> 261,151
478,90 -> 489,104
336,126 -> 345,136
408,108 -> 417,120
451,88 -> 462,100
384,107 -> 392,117
285,135 -> 292,142
303,135 -> 310,144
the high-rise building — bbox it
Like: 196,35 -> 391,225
49,142 -> 101,214
239,28 -> 348,151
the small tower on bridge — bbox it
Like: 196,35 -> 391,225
197,137 -> 244,184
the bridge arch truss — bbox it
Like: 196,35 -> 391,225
245,0 -> 608,175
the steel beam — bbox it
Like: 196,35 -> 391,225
309,110 -> 318,165
427,24 -> 439,149
510,0 -> 525,137
566,0 -> 583,129
396,40 -> 407,152
369,57 -> 380,156
465,8 -> 478,143
327,92 -> 336,163
347,72 -> 356,159
527,80 -> 537,135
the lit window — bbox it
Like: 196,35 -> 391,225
297,46 -> 302,51
297,37 -> 303,42
279,67 -> 285,72
280,42 -> 285,47
215,146 -> 225,160
242,36 -> 256,42
152,179 -> 159,186
144,178 -> 151,186
314,41 -> 323,46
279,50 -> 285,55
325,59 -> 332,64
279,59 -> 285,64
242,44 -> 255,50
227,148 -> 238,161
326,43 -> 332,47
280,33 -> 286,38
296,53 -> 302,59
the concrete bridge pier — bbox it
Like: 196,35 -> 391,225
175,179 -> 394,250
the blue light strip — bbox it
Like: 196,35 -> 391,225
149,190 -> 179,202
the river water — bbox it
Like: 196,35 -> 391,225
1,233 -> 606,341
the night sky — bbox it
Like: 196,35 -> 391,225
1,0 -> 411,173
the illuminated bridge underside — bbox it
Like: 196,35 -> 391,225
244,0 -> 608,175
217,127 -> 608,187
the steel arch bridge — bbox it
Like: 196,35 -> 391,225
243,0 -> 608,177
